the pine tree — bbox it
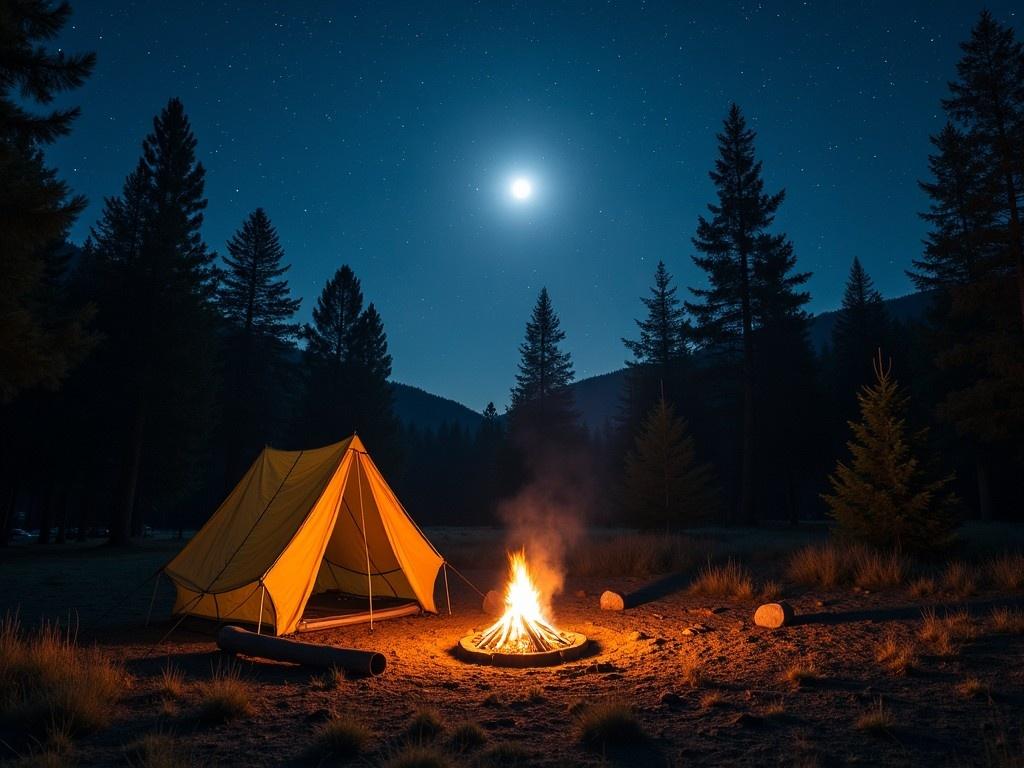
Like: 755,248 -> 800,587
0,0 -> 95,401
218,208 -> 301,480
942,10 -> 1024,329
686,104 -> 810,522
298,267 -> 396,455
623,398 -> 717,529
624,261 -> 689,372
823,356 -> 957,553
832,258 -> 890,396
90,98 -> 219,544
482,402 -> 499,420
509,288 -> 578,444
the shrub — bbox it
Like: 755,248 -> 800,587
855,698 -> 894,734
986,553 -> 1024,591
908,576 -> 937,598
447,722 -> 487,752
576,701 -> 645,750
680,655 -> 703,688
406,708 -> 444,742
310,715 -> 370,762
0,615 -> 126,738
689,559 -> 754,600
196,662 -> 253,723
874,635 -> 917,676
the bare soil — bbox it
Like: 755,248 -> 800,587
1,532 -> 1023,767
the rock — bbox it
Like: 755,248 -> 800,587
482,590 -> 504,616
682,628 -> 694,636
660,691 -> 682,707
626,630 -> 648,642
753,601 -> 795,628
600,590 -> 626,611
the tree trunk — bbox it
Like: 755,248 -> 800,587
975,452 -> 993,522
738,249 -> 756,525
112,400 -> 147,545
0,480 -> 16,547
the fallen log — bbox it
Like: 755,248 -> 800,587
216,625 -> 386,676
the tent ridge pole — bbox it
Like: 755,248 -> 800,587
257,582 -> 266,635
443,562 -> 452,615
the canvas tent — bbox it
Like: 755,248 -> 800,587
163,435 -> 445,636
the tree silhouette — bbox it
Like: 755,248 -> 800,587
687,104 -> 810,523
623,398 -> 717,529
832,258 -> 890,398
218,208 -> 301,481
0,0 -> 95,402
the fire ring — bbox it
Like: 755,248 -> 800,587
457,631 -> 589,667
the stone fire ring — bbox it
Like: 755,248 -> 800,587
456,631 -> 589,667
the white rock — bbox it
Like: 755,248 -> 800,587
753,601 -> 795,628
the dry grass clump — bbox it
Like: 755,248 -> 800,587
784,662 -> 821,688
447,722 -> 487,752
0,615 -> 126,738
158,663 -> 185,700
124,731 -> 188,768
196,662 -> 253,724
854,550 -> 908,590
761,699 -> 786,718
689,559 -> 754,600
310,665 -> 346,691
383,744 -> 451,768
855,697 -> 894,734
680,655 -> 704,688
472,742 -> 532,767
575,701 -> 646,750
569,534 -> 700,577
760,579 -> 784,601
989,606 -> 1024,634
908,576 -> 938,598
986,552 -> 1024,591
309,715 -> 371,762
786,543 -> 857,588
524,686 -> 545,704
407,707 -> 444,742
699,691 -> 725,709
955,676 -> 990,700
874,635 -> 918,676
942,560 -> 978,597
919,607 -> 978,656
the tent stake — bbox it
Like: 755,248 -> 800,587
443,562 -> 452,615
145,571 -> 161,627
356,454 -> 373,630
257,583 -> 266,635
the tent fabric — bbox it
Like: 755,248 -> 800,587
163,435 -> 444,635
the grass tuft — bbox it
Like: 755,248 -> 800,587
310,665 -> 346,691
310,715 -> 371,762
920,607 -> 978,656
760,579 -> 784,601
124,731 -> 188,768
990,606 -> 1024,634
874,635 -> 917,676
382,744 -> 451,768
576,701 -> 646,750
680,655 -> 704,688
447,722 -> 488,752
158,663 -> 185,700
472,742 -> 532,767
956,676 -> 990,700
908,576 -> 937,598
406,707 -> 444,743
854,550 -> 907,590
0,614 -> 126,738
942,561 -> 977,597
985,552 -> 1024,591
699,691 -> 725,709
196,661 -> 253,724
689,559 -> 754,600
785,663 -> 821,688
786,543 -> 856,589
855,698 -> 894,734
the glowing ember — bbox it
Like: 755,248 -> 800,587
474,550 -> 572,654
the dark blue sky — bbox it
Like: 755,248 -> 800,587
50,1 -> 1019,411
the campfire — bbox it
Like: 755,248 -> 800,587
457,550 -> 588,667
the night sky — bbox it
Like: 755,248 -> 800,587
49,1 -> 1019,411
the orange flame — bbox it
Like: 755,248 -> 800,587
475,550 -> 570,653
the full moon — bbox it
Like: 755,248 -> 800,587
510,177 -> 533,201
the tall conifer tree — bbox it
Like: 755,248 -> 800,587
832,257 -> 890,398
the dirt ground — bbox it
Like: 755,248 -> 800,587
1,530 -> 1023,767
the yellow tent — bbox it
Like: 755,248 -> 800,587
163,435 -> 445,636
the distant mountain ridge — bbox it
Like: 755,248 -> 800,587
390,382 -> 483,432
